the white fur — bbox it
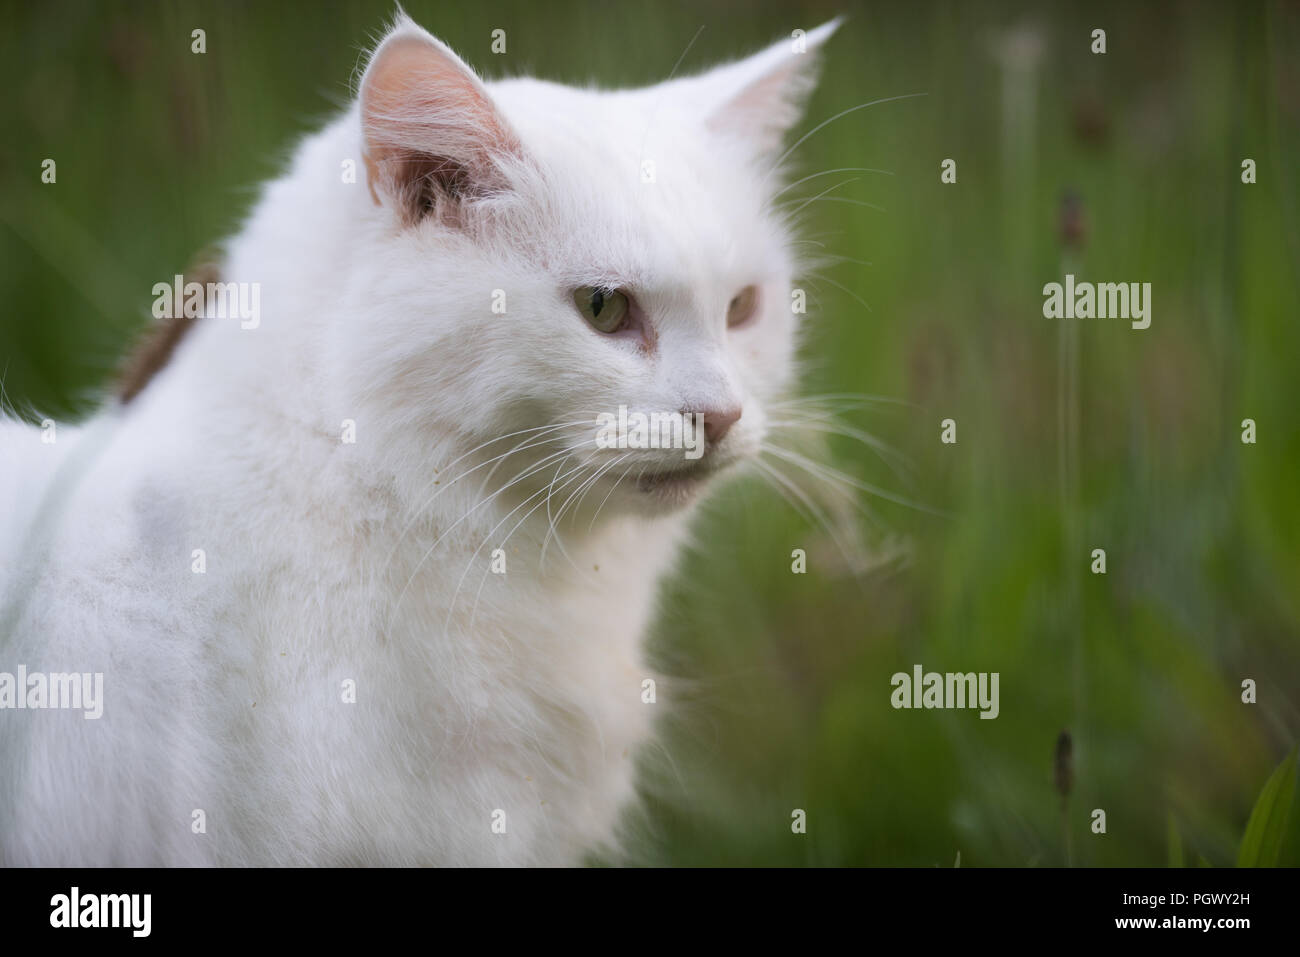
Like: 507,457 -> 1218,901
0,15 -> 837,865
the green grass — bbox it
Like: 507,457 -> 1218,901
2,0 -> 1298,865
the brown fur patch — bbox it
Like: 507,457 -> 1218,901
117,256 -> 221,404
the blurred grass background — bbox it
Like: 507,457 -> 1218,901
1,0 -> 1298,865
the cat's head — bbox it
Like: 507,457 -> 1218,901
342,15 -> 838,522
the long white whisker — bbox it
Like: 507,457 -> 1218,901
587,458 -> 643,533
752,455 -> 873,574
787,196 -> 885,214
772,166 -> 895,200
540,452 -> 632,571
380,420 -> 590,576
787,195 -> 885,213
763,444 -> 944,516
444,455 -> 588,634
764,92 -> 928,184
781,177 -> 860,217
749,457 -> 821,529
384,444 -> 578,632
447,456 -> 593,635
474,415 -> 605,498
802,272 -> 873,314
767,415 -> 915,485
771,392 -> 910,408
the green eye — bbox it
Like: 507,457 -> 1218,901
574,286 -> 630,334
727,285 -> 760,328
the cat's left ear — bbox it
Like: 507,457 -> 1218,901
359,16 -> 523,225
698,19 -> 842,156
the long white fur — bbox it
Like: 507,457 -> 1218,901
0,14 -> 837,865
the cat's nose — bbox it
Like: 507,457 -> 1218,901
700,406 -> 742,446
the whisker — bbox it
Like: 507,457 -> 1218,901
802,272 -> 873,314
780,177 -> 860,217
379,419 -> 591,575
539,454 -> 606,573
540,452 -> 632,572
772,166 -> 895,201
766,409 -> 916,484
443,455 -> 591,637
771,392 -> 911,409
749,456 -> 872,573
474,416 -> 602,498
763,444 -> 945,516
385,443 -> 578,631
764,92 -> 928,185
748,457 -> 822,529
787,195 -> 885,213
587,458 -> 644,533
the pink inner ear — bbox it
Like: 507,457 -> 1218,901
361,33 -> 521,211
706,58 -> 816,155
365,37 -> 509,145
699,22 -> 840,156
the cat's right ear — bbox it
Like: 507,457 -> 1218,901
359,17 -> 522,226
696,19 -> 842,159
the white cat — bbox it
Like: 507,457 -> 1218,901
0,14 -> 839,865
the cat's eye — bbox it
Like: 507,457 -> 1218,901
574,286 -> 630,334
727,285 -> 760,328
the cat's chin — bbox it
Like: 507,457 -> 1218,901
627,462 -> 720,512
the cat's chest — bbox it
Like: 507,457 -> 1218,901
223,544 -> 660,863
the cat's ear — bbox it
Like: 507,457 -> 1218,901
359,16 -> 522,225
699,19 -> 841,157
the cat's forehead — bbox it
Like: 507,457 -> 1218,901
489,78 -> 728,177
487,78 -> 781,285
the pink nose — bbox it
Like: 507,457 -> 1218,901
698,406 -> 742,446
